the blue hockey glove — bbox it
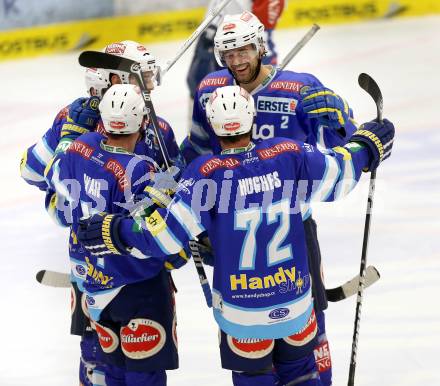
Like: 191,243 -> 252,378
77,213 -> 130,256
349,118 -> 395,172
301,87 -> 351,130
164,248 -> 190,271
60,96 -> 100,139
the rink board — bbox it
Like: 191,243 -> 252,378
1,0 -> 439,61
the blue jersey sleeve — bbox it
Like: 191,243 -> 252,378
20,106 -> 69,190
118,140 -> 371,259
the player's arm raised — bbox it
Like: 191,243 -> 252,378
299,118 -> 395,203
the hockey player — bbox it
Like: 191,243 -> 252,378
20,41 -> 185,386
45,83 -> 187,386
186,0 -> 285,99
77,85 -> 395,386
181,11 -> 358,384
183,0 -> 285,141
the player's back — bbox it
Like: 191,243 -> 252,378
52,132 -> 164,295
183,137 -> 313,338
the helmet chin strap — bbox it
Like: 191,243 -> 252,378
228,57 -> 262,86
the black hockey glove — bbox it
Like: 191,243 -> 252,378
349,118 -> 395,172
77,213 -> 130,256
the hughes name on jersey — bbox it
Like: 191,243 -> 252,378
185,68 -> 357,161
45,132 -> 167,321
120,137 -> 370,339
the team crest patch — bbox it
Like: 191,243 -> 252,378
283,310 -> 317,347
227,335 -> 274,359
120,319 -> 166,359
70,286 -> 76,315
95,322 -> 119,353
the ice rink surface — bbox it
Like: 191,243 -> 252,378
1,15 -> 439,385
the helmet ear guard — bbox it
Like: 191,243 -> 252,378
205,85 -> 256,137
214,11 -> 266,67
99,84 -> 147,135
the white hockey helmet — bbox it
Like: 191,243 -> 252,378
85,67 -> 111,99
99,84 -> 147,135
214,11 -> 265,67
205,85 -> 255,137
103,40 -> 158,84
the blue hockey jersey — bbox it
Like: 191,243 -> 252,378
45,132 -> 167,321
119,137 -> 370,339
184,68 -> 357,162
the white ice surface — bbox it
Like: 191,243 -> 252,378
0,15 -> 439,385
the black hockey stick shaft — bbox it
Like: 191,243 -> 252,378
79,51 -> 172,170
348,73 -> 383,386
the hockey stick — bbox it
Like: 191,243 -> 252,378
159,0 -> 233,81
278,24 -> 321,70
36,264 -> 379,301
347,73 -> 383,386
326,265 -> 380,302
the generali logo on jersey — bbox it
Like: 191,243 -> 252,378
269,81 -> 304,92
199,77 -> 229,90
105,159 -> 128,190
257,141 -> 301,160
200,157 -> 240,176
105,43 -> 126,55
69,140 -> 94,160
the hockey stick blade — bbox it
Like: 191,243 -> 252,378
358,73 -> 383,122
326,265 -> 380,302
36,270 -> 70,288
79,51 -> 136,73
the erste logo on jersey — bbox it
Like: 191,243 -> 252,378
120,319 -> 166,359
199,77 -> 229,91
256,96 -> 298,115
200,157 -> 240,176
269,81 -> 304,92
283,309 -> 317,347
227,335 -> 274,359
257,141 -> 301,160
105,43 -> 126,55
